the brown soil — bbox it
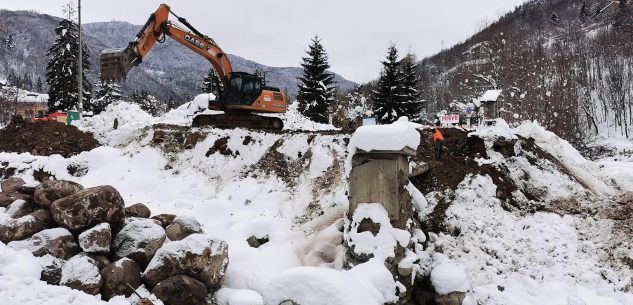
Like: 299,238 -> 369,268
0,121 -> 99,158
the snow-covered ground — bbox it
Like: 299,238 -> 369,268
1,100 -> 632,305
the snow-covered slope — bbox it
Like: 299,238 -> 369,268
1,102 -> 632,305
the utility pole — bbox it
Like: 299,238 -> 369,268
77,0 -> 83,115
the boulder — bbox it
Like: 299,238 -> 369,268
165,216 -> 203,241
125,203 -> 151,218
435,291 -> 466,305
16,185 -> 36,196
77,252 -> 111,270
34,180 -> 84,208
0,209 -> 55,243
0,192 -> 32,208
8,227 -> 80,259
100,258 -> 143,300
6,199 -> 35,218
142,234 -> 228,290
50,185 -> 125,230
78,223 -> 111,253
151,214 -> 176,228
1,177 -> 26,192
152,275 -> 208,305
60,255 -> 102,295
113,219 -> 166,267
36,255 -> 66,285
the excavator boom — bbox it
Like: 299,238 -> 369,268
100,3 -> 286,130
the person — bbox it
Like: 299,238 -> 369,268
433,124 -> 444,161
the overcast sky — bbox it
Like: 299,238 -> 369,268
2,0 -> 526,82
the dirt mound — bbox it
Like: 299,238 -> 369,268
0,120 -> 99,157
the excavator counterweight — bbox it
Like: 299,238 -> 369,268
100,3 -> 287,130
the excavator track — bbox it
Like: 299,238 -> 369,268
192,113 -> 284,131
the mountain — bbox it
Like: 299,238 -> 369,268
0,10 -> 356,103
416,0 -> 633,143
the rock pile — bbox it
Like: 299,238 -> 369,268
0,177 -> 228,305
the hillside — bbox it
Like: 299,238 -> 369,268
417,0 -> 633,144
0,10 -> 356,102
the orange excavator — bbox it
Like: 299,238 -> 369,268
100,3 -> 286,130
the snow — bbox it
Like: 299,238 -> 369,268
348,116 -> 420,153
276,101 -> 339,131
479,89 -> 503,101
59,255 -> 101,286
430,260 -> 470,295
345,203 -> 410,260
215,288 -> 263,305
0,243 -> 41,279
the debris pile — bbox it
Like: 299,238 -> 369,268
0,119 -> 100,157
0,177 -> 228,305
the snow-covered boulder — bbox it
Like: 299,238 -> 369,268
34,180 -> 84,208
113,218 -> 166,266
125,203 -> 151,218
0,209 -> 54,243
165,215 -> 203,241
78,223 -> 111,254
8,227 -> 80,259
36,254 -> 65,285
0,192 -> 32,208
142,234 -> 228,290
153,275 -> 208,305
60,255 -> 102,295
100,258 -> 143,300
50,185 -> 125,230
1,177 -> 25,193
6,199 -> 34,219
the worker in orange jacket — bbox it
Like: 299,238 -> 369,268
433,124 -> 444,161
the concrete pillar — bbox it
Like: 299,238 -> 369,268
345,148 -> 418,303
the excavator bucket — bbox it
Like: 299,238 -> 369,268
100,47 -> 138,82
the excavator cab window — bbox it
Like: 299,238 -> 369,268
224,73 -> 263,105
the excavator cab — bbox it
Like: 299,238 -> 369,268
223,72 -> 262,105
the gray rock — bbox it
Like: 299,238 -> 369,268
33,180 -> 84,208
60,255 -> 102,295
8,227 -> 80,259
151,214 -> 176,228
50,185 -> 125,230
78,223 -> 111,254
142,234 -> 228,290
0,209 -> 54,243
113,218 -> 166,267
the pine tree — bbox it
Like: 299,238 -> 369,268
92,81 -> 122,114
45,17 -> 92,112
255,68 -> 267,87
201,68 -> 222,97
400,53 -> 422,120
297,35 -> 337,123
5,34 -> 13,50
131,90 -> 161,116
372,45 -> 408,124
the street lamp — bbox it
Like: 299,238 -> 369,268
77,0 -> 82,115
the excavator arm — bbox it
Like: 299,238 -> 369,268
100,4 -> 232,89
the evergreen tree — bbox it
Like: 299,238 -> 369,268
372,45 -> 408,124
5,34 -> 13,50
201,68 -> 222,97
131,90 -> 161,116
580,3 -> 591,22
255,68 -> 267,87
92,80 -> 122,114
36,77 -> 43,93
45,17 -> 92,112
400,53 -> 422,120
297,35 -> 337,123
